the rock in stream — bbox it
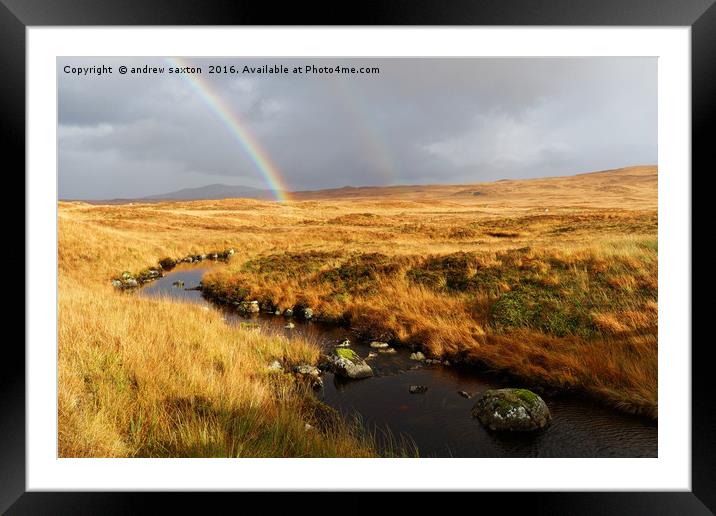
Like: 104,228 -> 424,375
471,388 -> 551,431
322,349 -> 373,379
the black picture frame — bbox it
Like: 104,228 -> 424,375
5,0 -> 709,513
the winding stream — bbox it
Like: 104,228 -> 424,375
140,264 -> 657,458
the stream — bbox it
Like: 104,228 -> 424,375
139,264 -> 658,458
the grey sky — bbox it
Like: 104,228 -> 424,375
58,57 -> 656,199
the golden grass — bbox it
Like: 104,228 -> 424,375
58,279 -> 382,457
59,165 -> 658,457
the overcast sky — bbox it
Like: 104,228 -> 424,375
58,57 -> 656,199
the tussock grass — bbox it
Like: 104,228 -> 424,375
59,165 -> 658,457
204,242 -> 657,417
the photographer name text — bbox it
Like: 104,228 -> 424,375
62,63 -> 381,77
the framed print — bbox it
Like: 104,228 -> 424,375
7,0 -> 710,512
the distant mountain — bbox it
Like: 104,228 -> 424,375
142,183 -> 275,201
67,165 -> 656,205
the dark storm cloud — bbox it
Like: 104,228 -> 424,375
58,57 -> 656,199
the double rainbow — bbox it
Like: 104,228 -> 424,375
165,57 -> 290,202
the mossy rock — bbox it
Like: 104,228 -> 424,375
323,352 -> 373,380
158,257 -> 176,270
471,388 -> 551,431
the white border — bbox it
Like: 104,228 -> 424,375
28,27 -> 691,491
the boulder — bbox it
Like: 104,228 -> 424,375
239,301 -> 260,314
410,351 -> 426,361
458,391 -> 472,399
158,257 -> 176,270
111,279 -> 122,288
293,364 -> 321,377
471,388 -> 551,431
324,349 -> 373,379
284,308 -> 294,317
302,307 -> 314,320
285,322 -> 295,329
260,300 -> 274,312
267,360 -> 283,372
311,376 -> 324,390
124,278 -> 138,288
370,341 -> 389,349
409,385 -> 428,394
138,268 -> 161,281
378,348 -> 397,354
336,338 -> 351,348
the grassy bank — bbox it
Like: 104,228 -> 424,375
202,238 -> 657,417
59,280 -> 384,457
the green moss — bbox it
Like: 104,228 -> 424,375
512,388 -> 540,408
492,397 -> 515,417
484,388 -> 541,416
335,348 -> 359,361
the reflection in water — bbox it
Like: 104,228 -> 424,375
140,265 -> 658,458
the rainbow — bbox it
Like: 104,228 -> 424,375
331,75 -> 398,183
165,57 -> 290,202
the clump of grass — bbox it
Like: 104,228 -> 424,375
242,251 -> 340,281
318,253 -> 405,294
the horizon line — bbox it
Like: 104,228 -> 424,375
58,164 -> 657,203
